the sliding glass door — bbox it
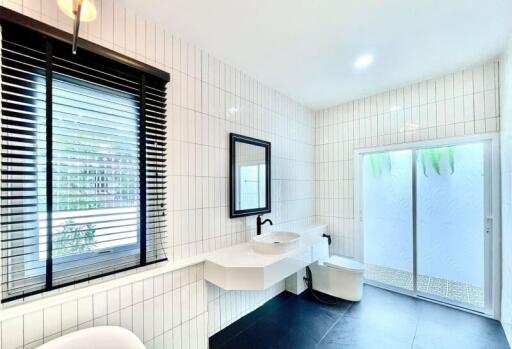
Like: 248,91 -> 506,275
361,139 -> 493,313
416,143 -> 488,310
363,150 -> 414,292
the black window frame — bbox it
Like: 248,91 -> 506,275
0,7 -> 170,303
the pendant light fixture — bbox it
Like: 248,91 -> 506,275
57,0 -> 97,54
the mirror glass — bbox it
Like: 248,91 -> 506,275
235,142 -> 267,210
230,133 -> 271,218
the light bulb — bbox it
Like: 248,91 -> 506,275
57,0 -> 97,22
354,54 -> 374,69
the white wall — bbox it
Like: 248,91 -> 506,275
500,35 -> 512,345
0,0 -> 316,348
314,60 -> 500,260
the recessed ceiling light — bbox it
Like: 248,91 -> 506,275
354,54 -> 374,69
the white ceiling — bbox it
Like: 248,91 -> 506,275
119,0 -> 512,110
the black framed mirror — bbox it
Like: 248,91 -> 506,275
230,133 -> 271,218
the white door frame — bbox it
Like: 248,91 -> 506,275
354,133 -> 501,319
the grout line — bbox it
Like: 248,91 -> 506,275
410,298 -> 421,349
314,302 -> 354,348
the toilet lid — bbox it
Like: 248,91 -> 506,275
324,255 -> 364,272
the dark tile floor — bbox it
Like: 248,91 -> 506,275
209,285 -> 510,349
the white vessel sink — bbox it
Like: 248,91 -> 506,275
251,231 -> 301,254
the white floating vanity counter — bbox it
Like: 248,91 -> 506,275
204,224 -> 329,290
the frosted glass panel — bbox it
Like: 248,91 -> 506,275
363,150 -> 413,291
416,143 -> 485,308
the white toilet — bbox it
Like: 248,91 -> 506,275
309,255 -> 365,301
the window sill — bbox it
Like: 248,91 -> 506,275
0,254 -> 206,322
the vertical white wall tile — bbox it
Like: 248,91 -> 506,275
163,272 -> 173,293
181,321 -> 190,349
62,300 -> 78,331
101,0 -> 114,43
135,15 -> 145,58
473,65 -> 484,93
44,305 -> 61,337
153,295 -> 164,336
484,62 -> 495,91
485,90 -> 497,118
164,330 -> 173,349
146,22 -> 156,62
125,8 -> 136,53
107,288 -> 120,314
164,32 -> 173,69
143,299 -> 154,342
93,291 -> 107,318
155,25 -> 165,65
154,275 -> 163,296
2,317 -> 23,349
132,302 -> 144,340
143,278 -> 154,300
120,306 -> 133,331
120,284 -> 132,308
23,0 -> 41,17
113,2 -> 125,48
78,296 -> 93,324
172,326 -> 181,349
24,311 -> 43,345
3,0 -> 22,12
41,0 -> 58,21
133,281 -> 143,304
87,0 -> 101,38
172,288 -> 181,327
107,311 -> 120,326
154,334 -> 164,349
163,291 -> 173,332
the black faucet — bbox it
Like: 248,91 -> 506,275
256,215 -> 273,235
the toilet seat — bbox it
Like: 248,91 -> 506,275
324,255 -> 364,273
309,254 -> 365,301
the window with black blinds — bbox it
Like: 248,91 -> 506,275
1,21 -> 168,302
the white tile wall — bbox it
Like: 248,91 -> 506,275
314,61 -> 500,260
1,265 -> 207,349
0,0 -> 316,347
500,36 -> 512,346
206,282 -> 285,337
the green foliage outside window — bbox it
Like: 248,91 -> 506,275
367,153 -> 392,177
52,141 -> 100,257
367,146 -> 456,177
417,147 -> 455,176
53,220 -> 96,258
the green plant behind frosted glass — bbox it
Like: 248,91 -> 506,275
367,147 -> 455,178
418,146 -> 455,176
367,153 -> 392,177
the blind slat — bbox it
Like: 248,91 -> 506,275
1,21 -> 168,302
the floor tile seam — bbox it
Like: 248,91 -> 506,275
215,319 -> 263,349
212,300 -> 286,349
214,316 -> 259,344
410,308 -> 421,349
314,303 -> 352,348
